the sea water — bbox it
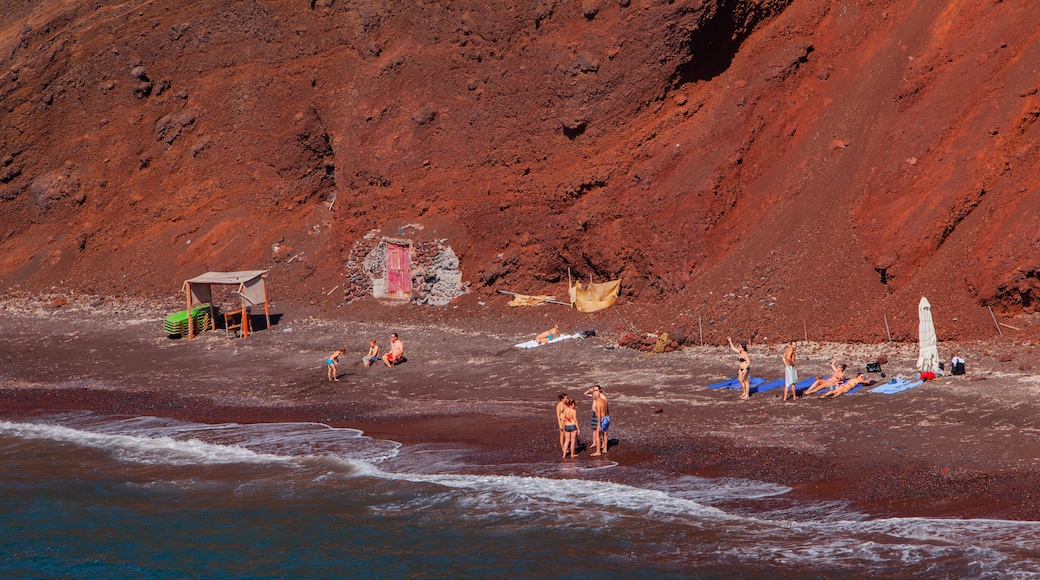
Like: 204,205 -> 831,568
1,413 -> 1039,578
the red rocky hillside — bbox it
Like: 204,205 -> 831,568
1,0 -> 1039,341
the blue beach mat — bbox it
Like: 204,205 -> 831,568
706,377 -> 766,390
791,377 -> 816,393
869,379 -> 925,395
750,378 -> 785,394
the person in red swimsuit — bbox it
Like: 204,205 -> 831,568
382,333 -> 405,367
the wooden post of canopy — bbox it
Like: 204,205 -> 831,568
186,285 -> 194,340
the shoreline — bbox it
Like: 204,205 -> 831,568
2,297 -> 1040,521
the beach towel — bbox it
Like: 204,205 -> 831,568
791,377 -> 816,393
869,379 -> 924,395
750,378 -> 785,394
515,333 -> 582,349
706,377 -> 767,390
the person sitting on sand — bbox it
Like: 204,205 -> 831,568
561,397 -> 579,459
382,333 -> 405,367
326,348 -> 347,382
556,392 -> 569,455
536,324 -> 560,345
363,339 -> 380,367
820,372 -> 870,398
728,337 -> 752,400
584,385 -> 610,455
804,362 -> 847,395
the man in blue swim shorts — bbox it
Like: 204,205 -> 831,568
584,385 -> 611,456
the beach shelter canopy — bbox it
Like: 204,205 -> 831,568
182,270 -> 270,339
569,279 -> 621,313
916,296 -> 939,373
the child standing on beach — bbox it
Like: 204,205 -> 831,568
363,339 -> 380,367
327,348 -> 347,381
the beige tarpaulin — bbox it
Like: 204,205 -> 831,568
182,270 -> 270,340
569,279 -> 621,313
507,294 -> 556,307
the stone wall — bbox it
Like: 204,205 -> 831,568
342,233 -> 468,305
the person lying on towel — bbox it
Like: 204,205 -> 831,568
820,372 -> 871,398
803,362 -> 847,395
535,324 -> 560,345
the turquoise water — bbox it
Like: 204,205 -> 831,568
2,415 -> 1039,578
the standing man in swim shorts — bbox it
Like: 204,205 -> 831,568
584,385 -> 611,455
782,342 -> 798,401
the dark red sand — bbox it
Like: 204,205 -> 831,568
3,299 -> 1040,521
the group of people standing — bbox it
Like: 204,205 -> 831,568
326,332 -> 406,381
728,338 -> 870,400
555,386 -> 611,459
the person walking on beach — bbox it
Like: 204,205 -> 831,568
363,339 -> 380,367
326,348 -> 347,381
555,392 -> 569,455
584,385 -> 611,455
382,333 -> 405,367
782,342 -> 798,401
728,337 -> 752,400
560,397 -> 579,459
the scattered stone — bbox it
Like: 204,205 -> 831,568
673,93 -> 687,106
154,79 -> 170,96
828,139 -> 849,150
97,80 -> 116,94
364,41 -> 381,57
155,111 -> 194,146
581,0 -> 599,18
817,71 -> 830,80
876,354 -> 889,364
130,65 -> 148,80
576,51 -> 600,72
653,407 -> 663,413
997,353 -> 1014,362
0,165 -> 21,183
412,106 -> 436,125
1020,363 -> 1033,372
49,296 -> 67,309
969,375 -> 987,382
131,81 -> 152,98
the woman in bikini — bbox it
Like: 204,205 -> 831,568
560,397 -> 579,459
804,362 -> 847,395
728,337 -> 752,400
535,324 -> 560,345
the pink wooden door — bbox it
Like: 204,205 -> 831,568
386,244 -> 412,298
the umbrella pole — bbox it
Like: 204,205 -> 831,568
989,306 -> 1003,336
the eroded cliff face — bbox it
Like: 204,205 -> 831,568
1,0 -> 1038,341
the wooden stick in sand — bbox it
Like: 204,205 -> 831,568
884,313 -> 892,342
989,306 -> 1003,336
803,319 -> 808,343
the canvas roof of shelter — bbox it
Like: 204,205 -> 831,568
185,271 -> 268,285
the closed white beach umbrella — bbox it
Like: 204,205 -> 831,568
917,296 -> 939,373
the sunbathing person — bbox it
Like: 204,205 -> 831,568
803,362 -> 847,395
535,324 -> 560,345
382,333 -> 405,367
820,372 -> 870,398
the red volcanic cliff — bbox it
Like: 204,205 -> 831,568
1,0 -> 1039,341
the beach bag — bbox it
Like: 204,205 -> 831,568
920,371 -> 936,381
865,362 -> 882,373
952,361 -> 966,375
